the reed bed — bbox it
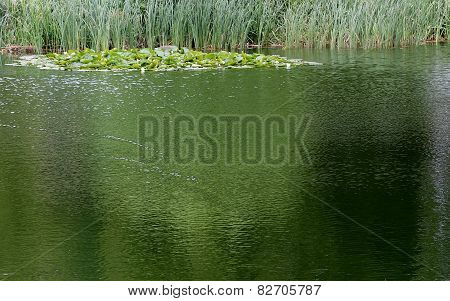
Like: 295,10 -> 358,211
0,0 -> 448,52
285,0 -> 449,48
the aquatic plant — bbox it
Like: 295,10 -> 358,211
0,0 -> 448,51
284,0 -> 449,48
11,47 -> 313,71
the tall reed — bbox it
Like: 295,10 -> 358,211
0,0 -> 448,51
284,0 -> 449,48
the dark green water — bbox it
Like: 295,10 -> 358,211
0,45 -> 448,280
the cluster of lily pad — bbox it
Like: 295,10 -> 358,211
12,46 -> 309,71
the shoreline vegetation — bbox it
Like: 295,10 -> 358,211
0,0 -> 448,53
8,47 -> 319,71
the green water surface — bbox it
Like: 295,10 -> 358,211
0,45 -> 448,280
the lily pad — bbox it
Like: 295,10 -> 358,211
12,48 -> 320,72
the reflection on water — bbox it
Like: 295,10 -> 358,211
0,45 -> 448,280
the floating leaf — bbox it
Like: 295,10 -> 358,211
13,48 -> 319,72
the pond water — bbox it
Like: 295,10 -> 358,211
0,45 -> 448,280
